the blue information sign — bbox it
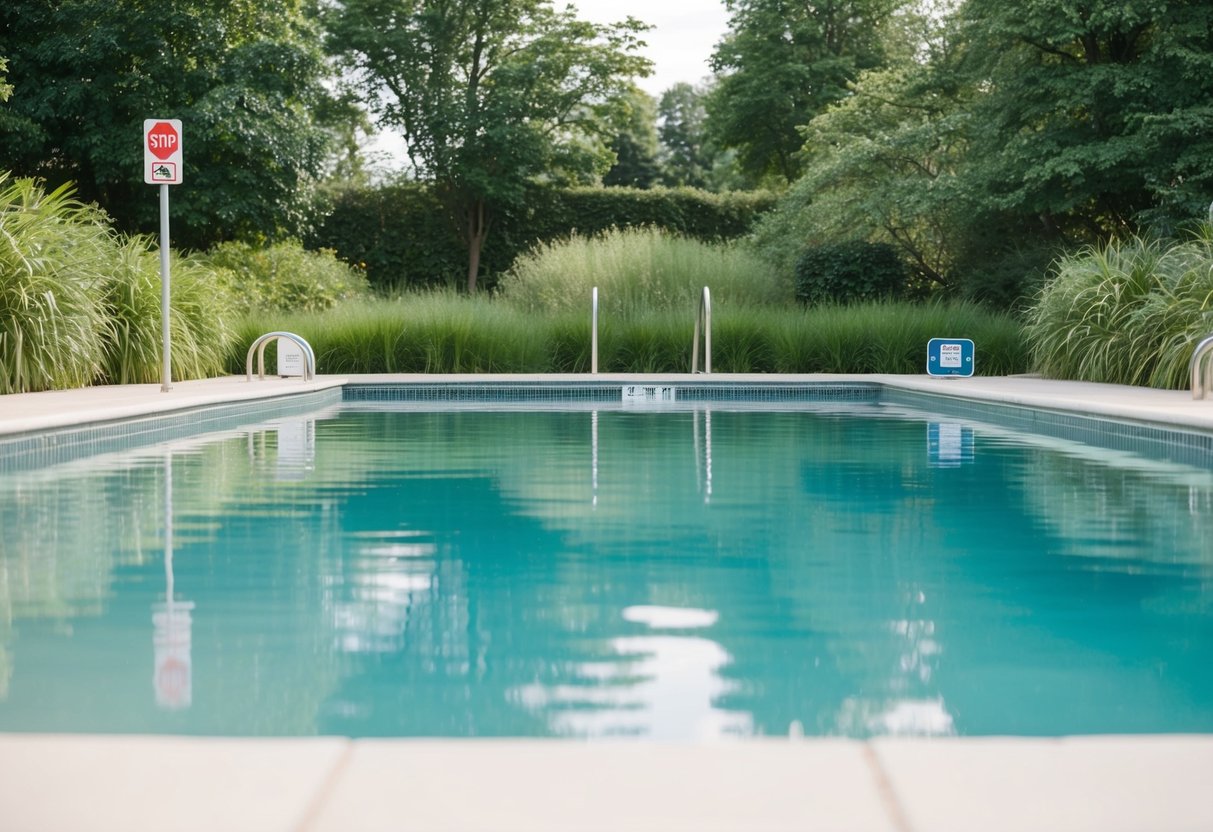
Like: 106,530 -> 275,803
926,337 -> 974,377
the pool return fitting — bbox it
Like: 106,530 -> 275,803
246,332 -> 316,382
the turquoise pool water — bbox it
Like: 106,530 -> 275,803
1,400 -> 1211,739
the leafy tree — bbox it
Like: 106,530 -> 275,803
0,56 -> 12,103
0,0 -> 340,248
956,0 -> 1213,237
656,82 -> 713,189
604,87 -> 662,189
707,0 -> 902,183
753,0 -> 1213,307
325,0 -> 651,291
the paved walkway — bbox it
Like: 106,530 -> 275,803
2,374 -> 1212,831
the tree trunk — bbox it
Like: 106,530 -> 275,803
464,198 -> 489,293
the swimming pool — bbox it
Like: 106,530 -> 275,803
1,383 -> 1211,739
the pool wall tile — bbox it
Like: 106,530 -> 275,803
884,388 -> 1213,468
0,388 -> 341,474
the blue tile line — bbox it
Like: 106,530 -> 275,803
2,382 -> 1212,472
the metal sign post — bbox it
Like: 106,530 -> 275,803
144,119 -> 183,392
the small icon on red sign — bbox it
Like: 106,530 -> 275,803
150,162 -> 178,182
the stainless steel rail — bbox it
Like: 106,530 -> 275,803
245,332 -> 316,382
1190,333 -> 1213,400
591,286 -> 599,374
692,286 -> 711,374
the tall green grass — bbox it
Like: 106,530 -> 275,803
499,226 -> 791,315
0,176 -> 109,393
99,239 -> 237,383
0,174 -> 241,392
232,292 -> 550,374
1026,233 -> 1213,388
230,295 -> 1028,375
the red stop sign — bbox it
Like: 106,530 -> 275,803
147,121 -> 179,160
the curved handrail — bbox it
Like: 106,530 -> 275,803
691,286 -> 711,374
1190,333 -> 1213,400
245,331 -> 316,382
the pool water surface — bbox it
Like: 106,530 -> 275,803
1,402 -> 1211,739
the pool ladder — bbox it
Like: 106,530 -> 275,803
245,331 -> 316,382
588,286 -> 712,374
1191,333 -> 1213,399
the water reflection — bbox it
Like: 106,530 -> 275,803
1,405 -> 1212,737
152,452 -> 194,710
331,531 -> 437,654
927,422 -> 974,468
513,605 -> 750,739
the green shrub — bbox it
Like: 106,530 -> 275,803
0,176 -> 109,393
99,239 -> 237,383
499,227 -> 789,316
795,241 -> 909,306
1026,233 -> 1213,389
310,183 -> 776,291
203,239 -> 370,314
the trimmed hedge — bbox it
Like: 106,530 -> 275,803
309,183 -> 776,291
795,241 -> 909,305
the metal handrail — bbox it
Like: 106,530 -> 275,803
1190,333 -> 1213,400
691,286 -> 711,374
245,331 -> 316,382
591,286 -> 599,374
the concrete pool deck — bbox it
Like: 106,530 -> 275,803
2,373 -> 1212,832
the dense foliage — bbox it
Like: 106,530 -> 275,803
794,241 -> 909,305
752,0 -> 1213,308
202,239 -> 370,314
708,0 -> 902,183
0,0 -> 341,248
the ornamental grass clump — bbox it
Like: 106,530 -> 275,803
498,226 -> 789,316
1026,234 -> 1213,388
99,238 -> 237,384
0,176 -> 109,393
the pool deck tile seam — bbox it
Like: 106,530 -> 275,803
862,743 -> 916,832
295,739 -> 356,832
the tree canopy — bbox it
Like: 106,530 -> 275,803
326,0 -> 651,291
707,0 -> 902,183
749,0 -> 1213,306
0,0 -> 340,248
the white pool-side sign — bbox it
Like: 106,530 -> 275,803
927,337 -> 975,377
144,119 -> 183,185
277,337 -> 306,376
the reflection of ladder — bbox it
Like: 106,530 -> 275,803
1191,333 -> 1213,399
245,331 -> 316,381
692,287 -> 711,374
693,408 -> 712,503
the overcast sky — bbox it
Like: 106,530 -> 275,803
569,0 -> 731,96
